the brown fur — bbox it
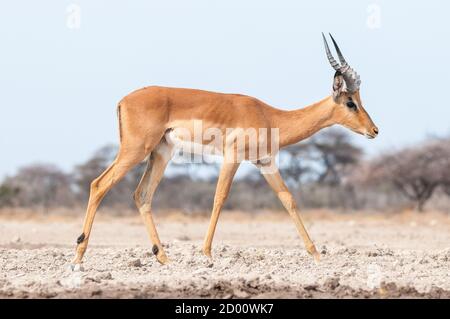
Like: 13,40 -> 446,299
71,85 -> 378,266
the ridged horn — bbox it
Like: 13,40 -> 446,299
329,33 -> 348,67
322,33 -> 361,93
322,32 -> 340,71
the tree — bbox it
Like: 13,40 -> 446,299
307,129 -> 363,185
366,139 -> 450,212
438,138 -> 450,198
279,144 -> 312,187
1,163 -> 75,210
281,129 -> 362,186
0,184 -> 20,207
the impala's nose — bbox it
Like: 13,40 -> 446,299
365,127 -> 379,139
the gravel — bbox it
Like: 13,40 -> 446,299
0,214 -> 449,298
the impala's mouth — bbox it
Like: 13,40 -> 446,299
350,129 -> 376,139
350,128 -> 366,137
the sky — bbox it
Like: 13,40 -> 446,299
0,0 -> 449,178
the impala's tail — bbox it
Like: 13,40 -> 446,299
117,103 -> 123,143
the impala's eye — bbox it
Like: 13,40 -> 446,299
346,101 -> 357,110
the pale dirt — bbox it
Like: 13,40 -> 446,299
0,211 -> 449,298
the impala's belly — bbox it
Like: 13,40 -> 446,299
165,120 -> 225,157
165,119 -> 278,162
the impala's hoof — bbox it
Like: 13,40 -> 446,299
156,255 -> 170,265
312,252 -> 321,265
68,263 -> 84,272
202,247 -> 212,259
154,251 -> 170,265
152,244 -> 169,264
203,252 -> 212,259
307,246 -> 321,264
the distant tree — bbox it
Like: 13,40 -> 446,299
279,144 -> 312,187
1,163 -> 75,210
366,139 -> 450,212
438,138 -> 450,198
443,184 -> 450,198
0,184 -> 20,207
307,129 -> 363,185
281,129 -> 362,187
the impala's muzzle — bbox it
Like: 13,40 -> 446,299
365,127 -> 379,139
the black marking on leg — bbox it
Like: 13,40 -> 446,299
152,244 -> 159,256
77,233 -> 85,244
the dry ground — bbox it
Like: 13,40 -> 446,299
0,210 -> 449,298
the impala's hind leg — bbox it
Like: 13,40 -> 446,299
134,139 -> 173,264
71,153 -> 145,267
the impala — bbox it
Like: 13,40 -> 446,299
71,34 -> 378,268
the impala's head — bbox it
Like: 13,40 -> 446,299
322,33 -> 379,139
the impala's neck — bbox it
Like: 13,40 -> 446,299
272,96 -> 337,147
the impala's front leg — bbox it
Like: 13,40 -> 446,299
202,162 -> 240,258
258,162 -> 320,263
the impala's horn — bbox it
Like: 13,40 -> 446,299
322,33 -> 361,93
322,33 -> 340,72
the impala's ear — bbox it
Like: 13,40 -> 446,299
332,71 -> 345,101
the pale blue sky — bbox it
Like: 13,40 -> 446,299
1,1 -> 449,178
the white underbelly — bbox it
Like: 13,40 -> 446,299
154,123 -> 278,165
165,128 -> 223,157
